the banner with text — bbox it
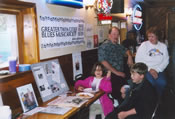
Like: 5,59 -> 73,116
40,16 -> 85,49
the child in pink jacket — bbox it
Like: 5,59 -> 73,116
75,62 -> 114,116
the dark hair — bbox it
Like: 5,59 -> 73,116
146,26 -> 159,39
108,26 -> 120,34
91,62 -> 106,77
126,30 -> 136,39
130,62 -> 148,75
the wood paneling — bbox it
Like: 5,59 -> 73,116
0,0 -> 35,10
145,3 -> 175,43
167,13 -> 175,54
22,7 -> 40,64
144,2 -> 175,94
145,7 -> 168,31
82,49 -> 98,78
145,1 -> 175,7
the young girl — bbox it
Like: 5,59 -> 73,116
75,62 -> 114,116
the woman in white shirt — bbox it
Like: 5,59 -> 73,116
135,27 -> 169,96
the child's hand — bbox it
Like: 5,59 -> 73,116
77,86 -> 84,91
120,86 -> 126,99
118,111 -> 128,119
120,85 -> 130,99
106,71 -> 111,78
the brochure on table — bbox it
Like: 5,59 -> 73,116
31,59 -> 69,102
48,96 -> 88,107
39,106 -> 72,115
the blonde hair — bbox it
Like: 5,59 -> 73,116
130,63 -> 148,75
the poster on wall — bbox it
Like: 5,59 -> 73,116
39,15 -> 85,49
93,35 -> 98,48
121,22 -> 126,29
97,25 -> 109,45
98,29 -> 104,41
86,37 -> 93,49
72,52 -> 83,81
86,24 -> 93,37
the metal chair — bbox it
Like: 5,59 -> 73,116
108,93 -> 119,108
151,96 -> 161,119
75,74 -> 83,81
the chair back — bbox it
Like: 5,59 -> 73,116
75,74 -> 83,81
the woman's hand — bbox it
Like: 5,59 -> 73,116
149,69 -> 158,79
126,50 -> 134,67
77,86 -> 84,91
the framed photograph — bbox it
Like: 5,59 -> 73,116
16,83 -> 38,113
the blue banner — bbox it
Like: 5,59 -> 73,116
46,0 -> 83,8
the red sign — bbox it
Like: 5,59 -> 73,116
98,13 -> 112,21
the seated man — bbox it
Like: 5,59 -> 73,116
105,63 -> 158,119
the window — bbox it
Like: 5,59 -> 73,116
0,14 -> 19,68
0,1 -> 39,69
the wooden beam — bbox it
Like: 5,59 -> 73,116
0,0 -> 35,8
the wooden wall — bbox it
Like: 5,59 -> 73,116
0,49 -> 98,117
144,1 -> 175,91
145,7 -> 168,33
145,2 -> 175,42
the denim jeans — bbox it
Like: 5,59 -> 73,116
146,72 -> 167,96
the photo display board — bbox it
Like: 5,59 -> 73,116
31,59 -> 69,102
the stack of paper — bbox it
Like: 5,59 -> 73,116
39,106 -> 72,115
48,96 -> 88,107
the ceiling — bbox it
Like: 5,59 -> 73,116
110,0 -> 175,20
143,0 -> 175,5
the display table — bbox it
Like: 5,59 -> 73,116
24,90 -> 104,119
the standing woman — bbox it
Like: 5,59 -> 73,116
135,27 -> 169,96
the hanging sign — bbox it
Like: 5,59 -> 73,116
39,15 -> 85,49
96,0 -> 113,24
97,0 -> 113,14
132,4 -> 143,31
